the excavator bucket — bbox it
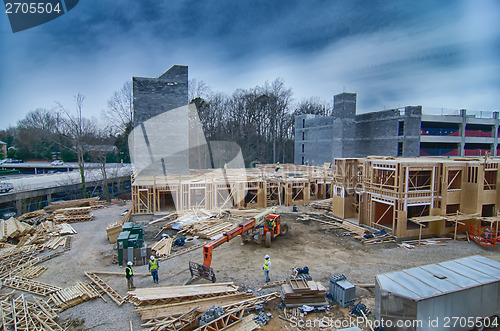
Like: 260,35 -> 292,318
188,261 -> 217,283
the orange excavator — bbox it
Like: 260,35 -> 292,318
188,208 -> 289,283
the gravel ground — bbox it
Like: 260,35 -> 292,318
4,202 -> 498,330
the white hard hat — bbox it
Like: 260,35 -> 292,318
127,261 -> 133,266
150,255 -> 155,260
265,254 -> 269,259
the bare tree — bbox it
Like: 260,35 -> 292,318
57,93 -> 98,198
189,79 -> 211,103
102,81 -> 133,134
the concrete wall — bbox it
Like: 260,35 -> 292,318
293,92 -> 423,165
133,65 -> 188,128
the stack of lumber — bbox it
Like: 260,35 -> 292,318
134,292 -> 254,320
0,293 -> 64,330
48,207 -> 94,224
281,279 -> 328,307
44,197 -> 100,212
180,218 -> 234,239
36,221 -> 76,236
126,283 -> 239,306
48,282 -> 101,311
0,217 -> 35,240
150,237 -> 173,257
309,198 -> 334,212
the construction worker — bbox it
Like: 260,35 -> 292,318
263,254 -> 271,283
223,163 -> 227,175
149,255 -> 159,284
274,162 -> 280,174
125,261 -> 135,290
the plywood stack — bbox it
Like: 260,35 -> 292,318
126,283 -> 239,306
48,282 -> 101,311
180,219 -> 235,239
281,279 -> 328,307
44,197 -> 100,212
150,237 -> 173,258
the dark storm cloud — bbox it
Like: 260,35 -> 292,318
0,0 -> 499,128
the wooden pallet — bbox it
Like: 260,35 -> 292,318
2,276 -> 62,296
85,272 -> 125,306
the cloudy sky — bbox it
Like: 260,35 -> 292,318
1,0 -> 499,129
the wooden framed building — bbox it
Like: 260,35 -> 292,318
131,164 -> 333,214
331,156 -> 500,238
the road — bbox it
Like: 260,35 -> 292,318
0,164 -> 132,193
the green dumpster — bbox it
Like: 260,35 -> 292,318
128,234 -> 140,249
131,224 -> 144,241
123,222 -> 134,232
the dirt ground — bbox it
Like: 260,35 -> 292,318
5,202 -> 499,331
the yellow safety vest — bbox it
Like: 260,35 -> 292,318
126,266 -> 133,277
150,259 -> 158,270
264,260 -> 270,270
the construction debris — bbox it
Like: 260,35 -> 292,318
179,218 -> 235,239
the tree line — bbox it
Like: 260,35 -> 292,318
190,78 -> 332,166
